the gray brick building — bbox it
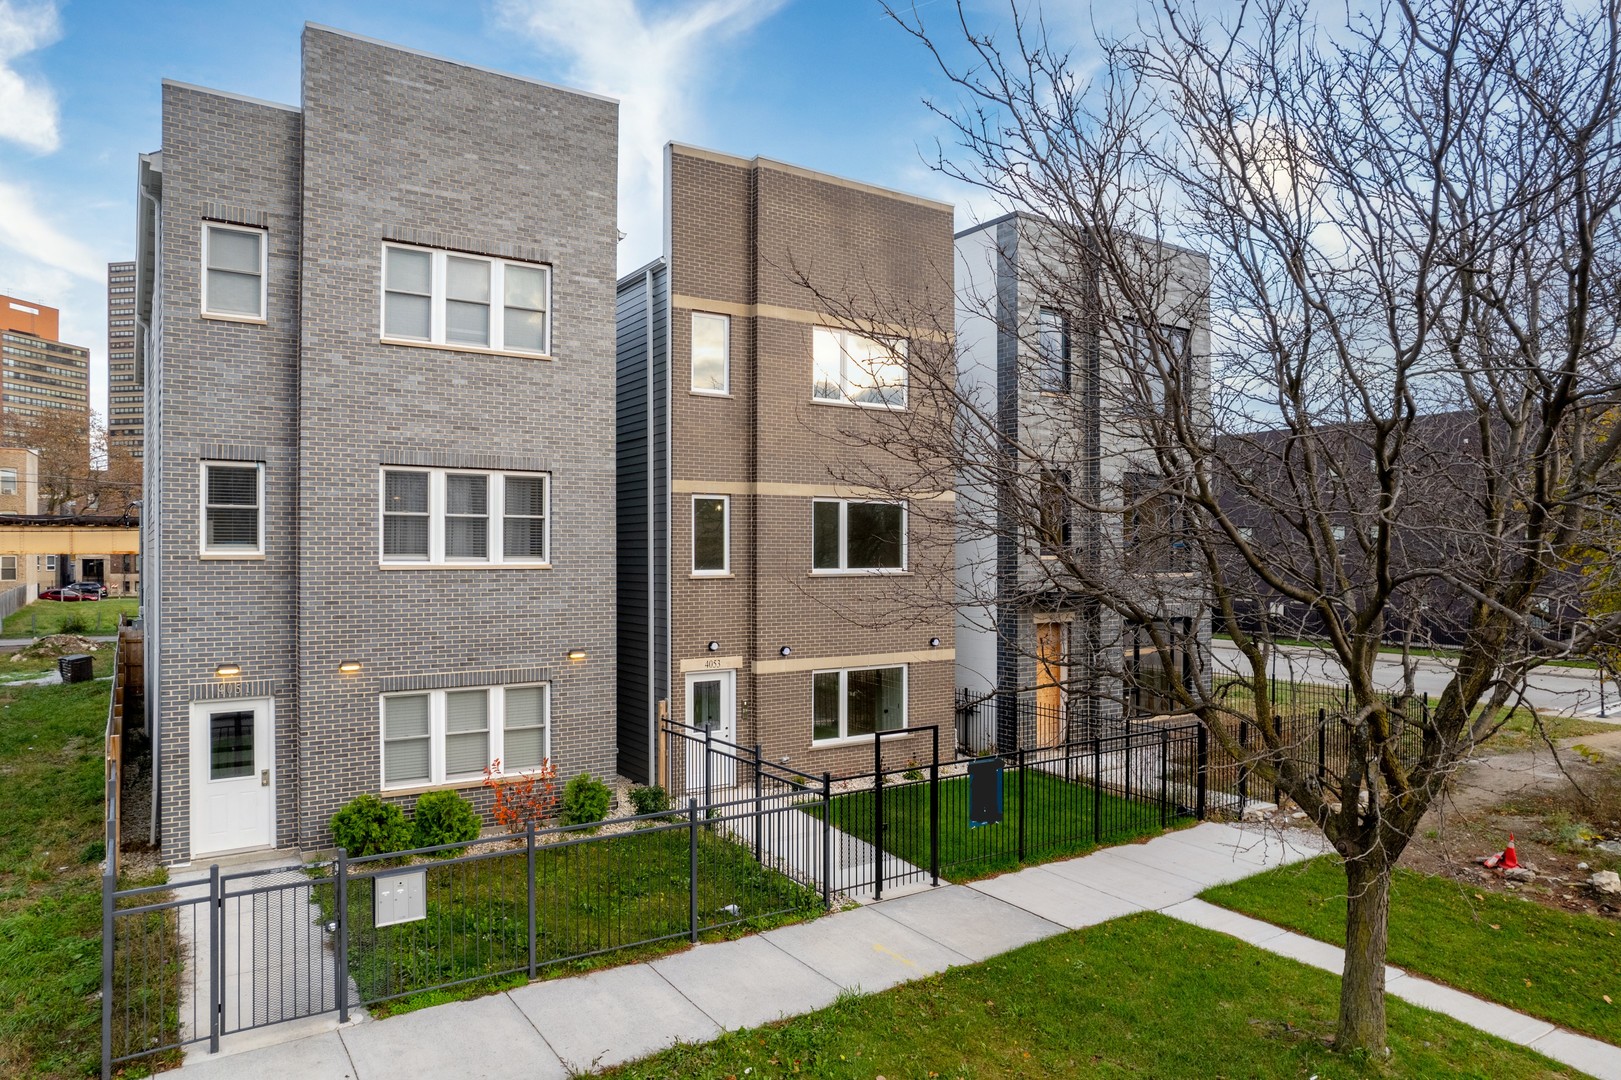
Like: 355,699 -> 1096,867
617,145 -> 958,788
137,25 -> 619,864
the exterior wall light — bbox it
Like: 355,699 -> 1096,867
779,646 -> 792,657
567,648 -> 587,661
338,660 -> 362,674
214,663 -> 241,678
929,637 -> 942,648
707,641 -> 720,652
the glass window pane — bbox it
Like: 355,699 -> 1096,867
812,502 -> 840,570
208,228 -> 261,273
504,476 -> 546,516
384,739 -> 430,785
812,327 -> 843,400
207,466 -> 258,506
504,265 -> 547,310
846,667 -> 903,736
384,293 -> 431,340
384,515 -> 429,558
503,308 -> 546,352
812,672 -> 841,741
385,695 -> 430,739
384,471 -> 428,514
209,710 -> 254,780
446,300 -> 490,346
447,257 -> 490,302
207,270 -> 261,316
446,690 -> 488,733
444,732 -> 488,778
385,248 -> 431,294
693,497 -> 726,571
845,502 -> 902,569
445,517 -> 488,558
207,507 -> 259,549
691,679 -> 721,731
503,517 -> 546,559
505,727 -> 545,771
692,313 -> 728,392
446,475 -> 488,515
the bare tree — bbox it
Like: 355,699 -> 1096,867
831,0 -> 1621,1055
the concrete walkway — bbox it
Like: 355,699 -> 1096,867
170,822 -> 1620,1079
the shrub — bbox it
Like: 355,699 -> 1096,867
58,613 -> 88,634
412,789 -> 481,853
329,794 -> 413,857
903,760 -> 924,782
483,758 -> 558,832
560,773 -> 612,828
628,784 -> 670,816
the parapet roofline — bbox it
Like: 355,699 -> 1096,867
160,80 -> 300,114
304,24 -> 618,105
668,142 -> 956,215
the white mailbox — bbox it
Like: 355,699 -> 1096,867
373,867 -> 427,928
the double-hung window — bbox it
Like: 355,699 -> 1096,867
200,462 -> 264,556
812,499 -> 905,572
381,244 -> 551,356
381,684 -> 551,788
202,224 -> 267,319
0,468 -> 15,495
812,665 -> 906,742
812,326 -> 906,408
691,313 -> 730,394
0,556 -> 14,582
692,495 -> 730,575
380,467 -> 549,565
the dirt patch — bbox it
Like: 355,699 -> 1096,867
1401,729 -> 1621,919
10,634 -> 102,662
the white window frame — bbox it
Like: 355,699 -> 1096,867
379,243 -> 551,357
690,312 -> 730,395
810,498 -> 907,574
691,494 -> 731,576
45,555 -> 56,571
810,664 -> 908,744
0,556 -> 14,582
0,467 -> 15,495
378,467 -> 550,567
199,461 -> 265,558
379,683 -> 551,790
200,223 -> 268,321
812,325 -> 908,409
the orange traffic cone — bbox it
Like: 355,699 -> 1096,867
1501,834 -> 1519,870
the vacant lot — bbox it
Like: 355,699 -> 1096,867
2,596 -> 138,639
609,912 -> 1581,1079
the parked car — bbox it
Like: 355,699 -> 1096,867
39,583 -> 104,601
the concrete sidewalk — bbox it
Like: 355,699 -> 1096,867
170,822 -> 1618,1079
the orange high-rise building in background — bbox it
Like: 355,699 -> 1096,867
0,294 -> 91,417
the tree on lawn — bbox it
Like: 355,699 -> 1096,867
866,0 -> 1621,1055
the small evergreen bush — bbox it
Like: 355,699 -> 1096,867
329,793 -> 413,857
628,784 -> 670,816
412,789 -> 481,853
560,773 -> 612,828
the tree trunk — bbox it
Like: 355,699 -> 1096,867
1336,854 -> 1392,1053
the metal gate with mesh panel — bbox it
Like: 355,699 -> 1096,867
216,864 -> 350,1036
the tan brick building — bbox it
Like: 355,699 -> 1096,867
617,145 -> 958,788
0,295 -> 90,418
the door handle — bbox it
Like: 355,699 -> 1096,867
261,769 -> 270,787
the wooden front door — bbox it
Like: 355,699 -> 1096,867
1035,621 -> 1065,747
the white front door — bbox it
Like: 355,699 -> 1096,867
190,698 -> 274,857
684,670 -> 736,794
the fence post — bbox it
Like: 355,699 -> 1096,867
687,799 -> 699,943
1195,722 -> 1208,820
1238,718 -> 1250,813
526,823 -> 537,979
873,732 -> 884,902
821,772 -> 833,910
1017,746 -> 1027,862
753,743 -> 763,864
100,869 -> 113,1080
929,726 -> 940,887
209,864 -> 221,1054
334,849 -> 349,1024
1092,737 -> 1102,845
704,726 -> 713,815
1317,707 -> 1327,786
1159,727 -> 1169,828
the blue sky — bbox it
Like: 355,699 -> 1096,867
0,0 -> 1090,420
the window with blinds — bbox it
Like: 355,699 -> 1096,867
381,684 -> 550,789
201,462 -> 263,555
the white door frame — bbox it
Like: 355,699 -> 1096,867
189,697 -> 276,858
683,669 -> 737,793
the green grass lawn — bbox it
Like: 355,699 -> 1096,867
337,825 -> 823,1016
607,912 -> 1583,1079
1203,855 -> 1621,1046
2,596 -> 138,639
0,677 -> 119,1078
813,769 -> 1175,882
0,648 -> 114,684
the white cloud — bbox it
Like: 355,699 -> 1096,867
0,177 -> 102,282
495,0 -> 787,270
0,0 -> 62,154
